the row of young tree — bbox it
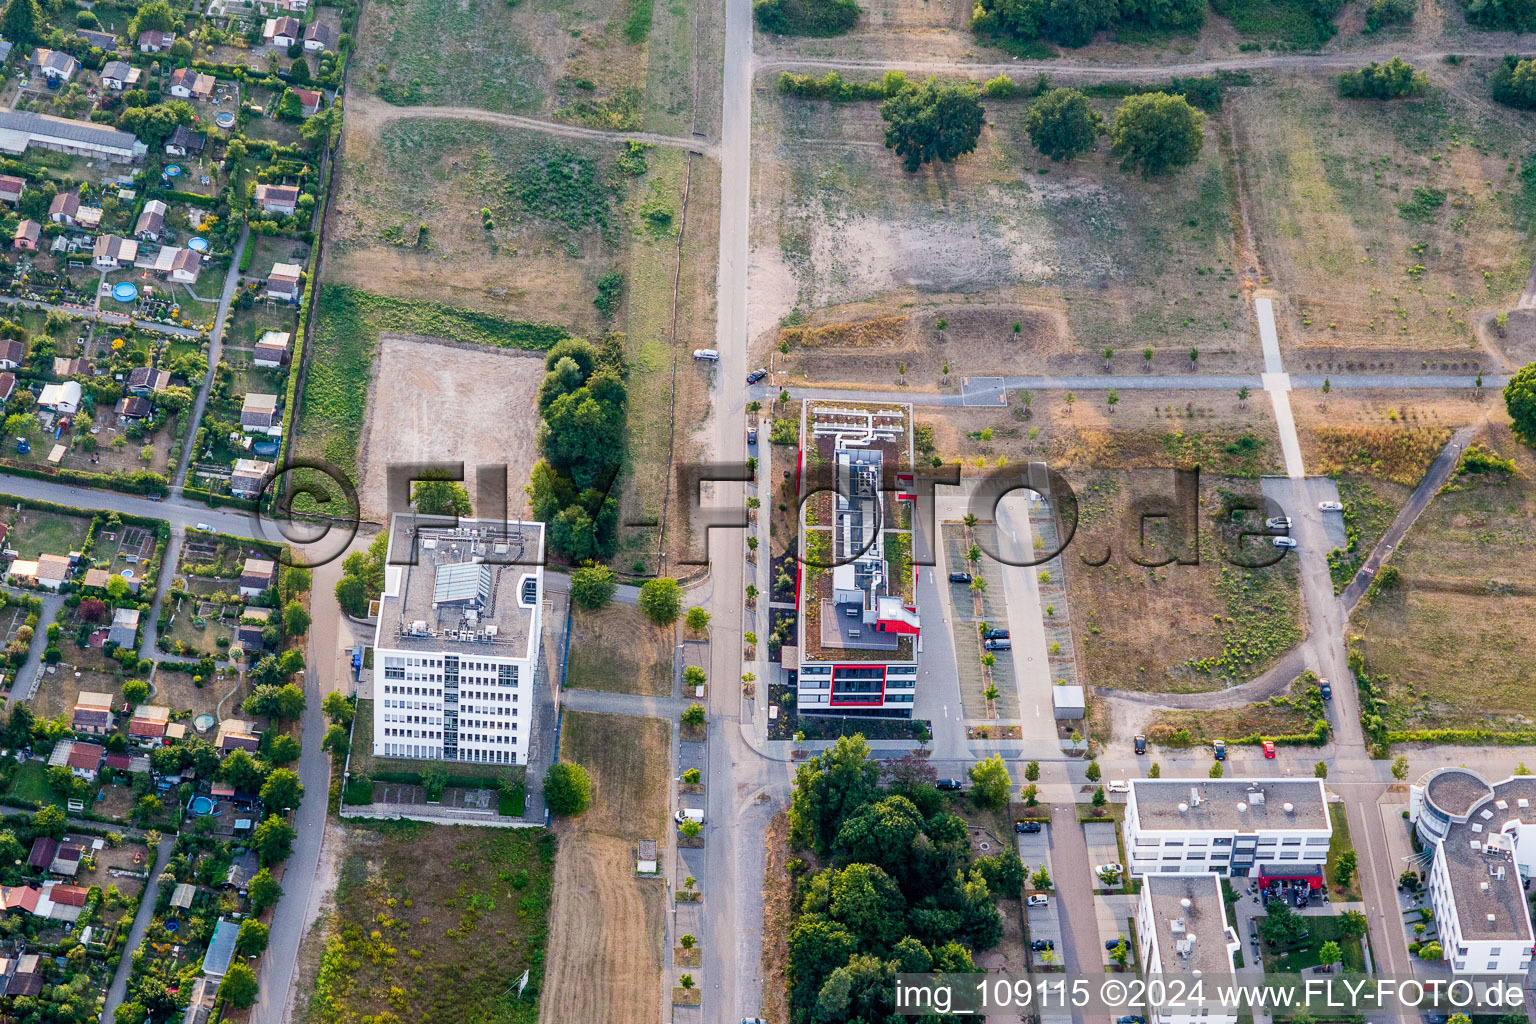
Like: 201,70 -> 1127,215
785,737 -> 1023,1023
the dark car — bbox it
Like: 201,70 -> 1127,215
1117,1017 -> 1146,1024
1213,739 -> 1227,761
937,778 -> 964,791
984,638 -> 1011,651
1105,937 -> 1126,950
746,368 -> 768,385
1015,820 -> 1042,834
747,427 -> 758,446
1031,939 -> 1054,951
1319,680 -> 1333,700
1134,735 -> 1147,754
982,628 -> 1009,640
948,572 -> 972,584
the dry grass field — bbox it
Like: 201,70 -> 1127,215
540,711 -> 671,1023
328,106 -> 629,329
1352,423 -> 1536,734
565,604 -> 676,695
748,84 -> 1251,370
1145,674 -> 1322,746
355,335 -> 545,520
1234,65 -> 1534,356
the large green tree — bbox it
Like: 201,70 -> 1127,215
1024,88 -> 1103,161
544,762 -> 592,815
880,78 -> 985,173
1109,91 -> 1206,176
968,754 -> 1012,809
637,577 -> 682,625
411,478 -> 472,517
1506,363 -> 1536,445
259,768 -> 304,812
790,734 -> 883,852
218,962 -> 259,1009
569,563 -> 618,610
0,0 -> 42,45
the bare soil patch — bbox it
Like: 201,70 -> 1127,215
566,604 -> 675,696
540,832 -> 666,1024
355,334 -> 544,520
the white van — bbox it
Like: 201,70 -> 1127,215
692,349 -> 720,361
675,808 -> 705,825
1106,780 -> 1131,794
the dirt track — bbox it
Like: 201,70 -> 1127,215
539,832 -> 667,1024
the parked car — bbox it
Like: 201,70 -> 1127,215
1265,516 -> 1292,530
1318,679 -> 1332,700
1134,735 -> 1147,754
1117,1016 -> 1147,1024
746,368 -> 768,385
1106,780 -> 1130,794
1263,740 -> 1277,758
982,628 -> 1010,640
1027,894 -> 1049,907
937,778 -> 963,791
1031,939 -> 1054,951
1272,536 -> 1298,549
948,572 -> 972,584
1096,864 -> 1123,877
747,426 -> 758,445
1318,500 -> 1344,512
1105,936 -> 1127,950
1213,739 -> 1227,761
692,348 -> 719,361
195,523 -> 212,531
675,808 -> 705,824
984,638 -> 1011,651
1014,820 -> 1041,833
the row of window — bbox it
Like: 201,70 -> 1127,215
1134,836 -> 1330,847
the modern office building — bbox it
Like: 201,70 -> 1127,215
1135,874 -> 1241,1024
1409,768 -> 1536,977
1125,778 -> 1332,878
791,401 -> 920,716
371,515 -> 545,766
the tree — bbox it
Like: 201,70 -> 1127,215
880,77 -> 985,173
1030,864 -> 1052,890
1209,762 -> 1224,778
1084,759 -> 1101,783
322,723 -> 350,760
679,819 -> 702,838
1091,785 -> 1107,807
1492,55 -> 1536,109
1109,92 -> 1206,176
683,665 -> 707,690
544,762 -> 592,815
248,868 -> 282,912
1259,899 -> 1308,947
1237,385 -> 1251,408
1106,389 -> 1120,413
1335,850 -> 1357,887
260,768 -> 304,812
1314,760 -> 1329,778
0,0 -> 41,46
1418,941 -> 1442,960
244,682 -> 306,721
334,573 -> 368,617
253,815 -> 296,864
685,606 -> 711,632
1317,939 -> 1341,970
569,563 -> 618,610
681,702 -> 707,728
680,933 -> 697,949
121,679 -> 150,704
79,597 -> 108,622
219,962 -> 259,1009
235,919 -> 269,957
1023,88 -> 1102,161
106,574 -> 131,601
264,732 -> 300,767
790,734 -> 882,853
968,754 -> 1011,810
321,691 -> 354,726
1506,363 -> 1536,446
1392,756 -> 1410,781
1023,759 -> 1040,782
411,478 -> 472,517
637,577 -> 682,625
33,804 -> 67,838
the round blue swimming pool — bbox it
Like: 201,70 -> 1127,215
189,796 -> 215,815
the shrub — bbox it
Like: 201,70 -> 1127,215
1024,88 -> 1102,161
1491,55 -> 1536,109
638,577 -> 683,625
1363,0 -> 1415,30
981,75 -> 1017,98
544,762 -> 592,816
1337,57 -> 1426,99
1460,0 -> 1536,31
753,0 -> 861,36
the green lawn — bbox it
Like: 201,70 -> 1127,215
1260,913 -> 1367,973
6,509 -> 93,560
6,760 -> 58,807
1324,805 -> 1362,901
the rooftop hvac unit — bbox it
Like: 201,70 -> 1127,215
1284,802 -> 1295,814
1247,788 -> 1266,805
1190,787 -> 1201,807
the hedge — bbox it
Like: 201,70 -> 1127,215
0,463 -> 167,495
1386,729 -> 1536,746
180,485 -> 259,511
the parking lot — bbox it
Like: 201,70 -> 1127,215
940,523 -> 1019,720
1083,821 -> 1123,891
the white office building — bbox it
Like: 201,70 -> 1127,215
1125,778 -> 1332,878
371,515 -> 545,766
793,401 -> 921,716
1135,874 -> 1241,1024
1409,768 -> 1536,977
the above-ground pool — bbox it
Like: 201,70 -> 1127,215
215,111 -> 236,128
188,237 -> 209,252
193,713 -> 215,733
189,796 -> 215,815
112,282 -> 138,302
164,165 -> 181,178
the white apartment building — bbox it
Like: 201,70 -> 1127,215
1125,778 -> 1332,878
1409,768 -> 1536,977
1136,874 -> 1241,1024
371,516 -> 544,766
792,402 -> 921,716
